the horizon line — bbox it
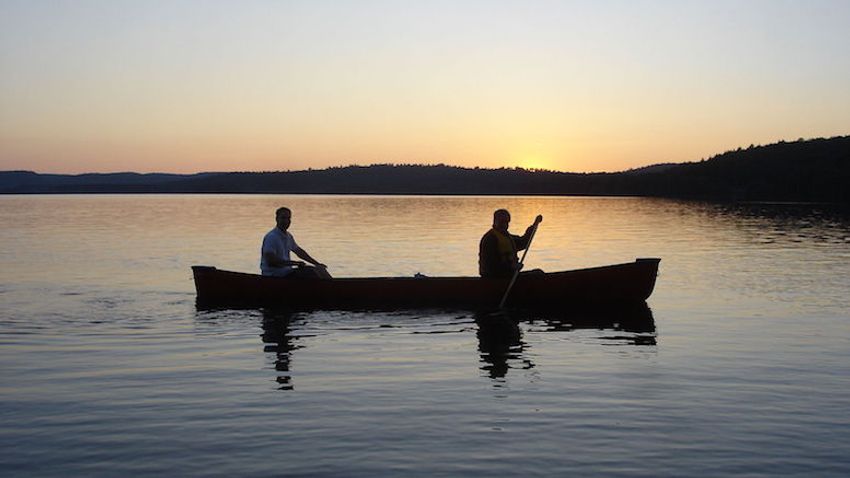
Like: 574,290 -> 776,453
3,134 -> 846,177
3,161 -> 660,177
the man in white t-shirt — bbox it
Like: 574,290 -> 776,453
260,207 -> 331,279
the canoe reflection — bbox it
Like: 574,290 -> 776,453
257,304 -> 656,390
517,302 -> 657,336
475,303 -> 656,379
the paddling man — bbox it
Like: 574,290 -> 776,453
261,207 -> 331,279
479,209 -> 542,278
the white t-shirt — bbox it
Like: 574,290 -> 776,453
260,227 -> 299,276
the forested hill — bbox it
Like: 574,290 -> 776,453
2,136 -> 848,202
622,136 -> 850,203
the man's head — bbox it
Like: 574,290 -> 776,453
275,207 -> 292,231
493,209 -> 510,233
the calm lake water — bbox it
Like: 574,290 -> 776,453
1,194 -> 849,477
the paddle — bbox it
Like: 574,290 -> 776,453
498,215 -> 542,309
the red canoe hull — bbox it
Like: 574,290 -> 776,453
192,258 -> 660,310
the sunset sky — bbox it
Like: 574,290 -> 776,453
1,0 -> 849,174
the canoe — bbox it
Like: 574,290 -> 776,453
192,258 -> 660,309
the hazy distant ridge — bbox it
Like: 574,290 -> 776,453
2,136 -> 848,202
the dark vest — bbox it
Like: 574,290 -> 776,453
479,228 -> 518,278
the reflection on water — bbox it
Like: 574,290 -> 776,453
3,195 -> 850,476
475,312 -> 533,380
255,305 -> 656,389
476,304 -> 656,380
261,309 -> 305,391
690,202 -> 850,246
521,303 -> 657,337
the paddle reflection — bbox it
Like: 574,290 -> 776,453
260,309 -> 304,391
474,303 -> 656,380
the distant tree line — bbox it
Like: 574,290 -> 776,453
2,136 -> 848,203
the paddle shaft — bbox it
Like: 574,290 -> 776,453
498,219 -> 541,308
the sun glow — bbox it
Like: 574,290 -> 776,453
514,153 -> 555,172
506,144 -> 557,169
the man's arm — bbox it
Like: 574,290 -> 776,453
292,247 -> 326,269
515,215 -> 543,250
261,235 -> 305,267
263,250 -> 305,268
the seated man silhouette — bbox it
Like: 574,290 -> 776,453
261,207 -> 331,279
479,209 -> 542,278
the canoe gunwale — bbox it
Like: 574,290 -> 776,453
192,258 -> 661,283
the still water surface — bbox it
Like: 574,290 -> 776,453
1,195 -> 849,476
